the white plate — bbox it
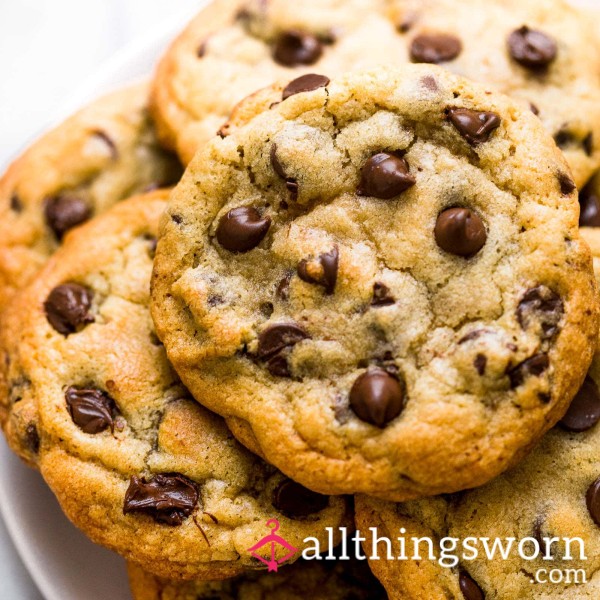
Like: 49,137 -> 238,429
0,7 -> 201,599
0,1 -> 598,599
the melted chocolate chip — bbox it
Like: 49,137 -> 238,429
584,133 -> 594,157
273,479 -> 329,518
270,144 -> 298,199
508,354 -> 549,388
587,477 -> 600,527
44,283 -> 94,335
358,152 -> 416,199
435,208 -> 487,257
554,129 -> 576,149
273,30 -> 323,67
517,285 -> 563,340
92,130 -> 118,160
297,246 -> 339,294
258,323 -> 309,360
216,207 -> 271,252
65,386 -> 116,434
459,570 -> 484,600
371,282 -> 395,307
282,74 -> 330,100
508,26 -> 557,70
559,376 -> 600,432
349,367 -> 405,427
558,172 -> 576,196
447,108 -> 501,145
276,272 -> 293,300
410,33 -> 462,64
123,473 -> 199,525
45,195 -> 92,240
580,179 -> 600,227
25,424 -> 40,454
421,75 -> 439,91
10,194 -> 23,213
474,354 -> 487,376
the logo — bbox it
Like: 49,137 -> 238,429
248,519 -> 298,572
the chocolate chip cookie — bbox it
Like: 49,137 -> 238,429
127,554 -> 386,600
0,83 -> 182,314
0,193 -> 349,580
355,233 -> 600,597
151,0 -> 600,186
151,66 -> 599,501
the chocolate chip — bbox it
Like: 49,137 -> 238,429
258,323 -> 309,360
559,376 -> 600,432
349,367 -> 406,427
580,179 -> 600,227
474,354 -> 487,376
584,133 -> 594,157
273,30 -> 323,66
554,129 -> 576,149
44,283 -> 94,335
435,208 -> 487,257
197,40 -> 208,57
265,354 -> 292,378
447,108 -> 501,145
421,75 -> 439,91
270,144 -> 298,199
276,272 -> 293,300
587,477 -> 600,527
65,386 -> 116,434
92,130 -> 118,160
558,172 -> 576,196
282,74 -> 330,100
216,207 -> 271,252
25,424 -> 40,454
410,33 -> 462,64
508,26 -> 557,70
10,194 -> 23,213
44,195 -> 92,240
358,152 -> 416,199
508,354 -> 549,388
272,479 -> 329,518
459,570 -> 484,600
371,282 -> 395,307
123,473 -> 199,526
530,103 -> 540,116
517,286 -> 563,340
297,246 -> 339,294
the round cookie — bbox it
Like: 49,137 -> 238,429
127,555 -> 387,600
151,0 -> 600,186
151,65 -> 599,501
0,83 -> 182,314
0,193 -> 349,580
355,235 -> 600,598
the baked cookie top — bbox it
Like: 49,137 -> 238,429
355,232 -> 600,598
127,554 -> 386,600
0,194 -> 349,580
151,0 -> 600,186
0,83 -> 182,313
151,65 -> 598,501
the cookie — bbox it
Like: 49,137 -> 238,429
355,233 -> 600,598
151,65 -> 599,501
0,193 -> 349,580
127,554 -> 387,600
150,0 -> 600,186
0,83 -> 182,314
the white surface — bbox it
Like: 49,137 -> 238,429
1,0 -> 600,599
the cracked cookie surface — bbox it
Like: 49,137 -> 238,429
355,230 -> 600,598
127,554 -> 386,600
0,193 -> 349,580
151,0 -> 600,187
151,65 -> 599,501
0,83 -> 182,314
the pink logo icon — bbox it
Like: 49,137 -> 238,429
247,519 -> 298,572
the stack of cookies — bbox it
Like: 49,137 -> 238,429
2,0 -> 600,598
